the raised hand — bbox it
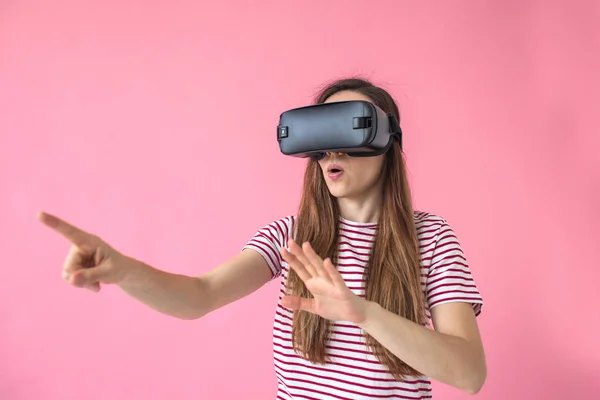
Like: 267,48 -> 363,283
37,212 -> 130,292
279,240 -> 368,325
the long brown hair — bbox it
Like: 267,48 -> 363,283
286,77 -> 427,380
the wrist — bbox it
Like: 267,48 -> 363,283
356,300 -> 381,330
116,254 -> 145,287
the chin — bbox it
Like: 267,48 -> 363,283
325,185 -> 350,199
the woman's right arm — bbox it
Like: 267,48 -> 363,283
38,212 -> 273,320
118,250 -> 272,319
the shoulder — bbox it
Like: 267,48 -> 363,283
413,212 -> 468,271
243,215 -> 297,279
413,210 -> 449,236
259,214 -> 296,227
413,211 -> 484,315
251,215 -> 297,241
412,210 -> 463,252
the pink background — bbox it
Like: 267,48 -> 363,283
1,1 -> 598,399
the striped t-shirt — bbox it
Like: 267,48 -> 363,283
243,211 -> 483,400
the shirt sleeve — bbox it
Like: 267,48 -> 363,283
425,219 -> 484,316
241,215 -> 295,280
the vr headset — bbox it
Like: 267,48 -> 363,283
277,100 -> 402,161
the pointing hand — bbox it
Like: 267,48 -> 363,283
38,212 -> 130,292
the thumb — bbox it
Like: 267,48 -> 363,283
281,295 -> 315,313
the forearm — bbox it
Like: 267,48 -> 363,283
117,256 -> 211,320
357,301 -> 486,394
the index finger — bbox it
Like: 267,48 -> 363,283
37,211 -> 93,248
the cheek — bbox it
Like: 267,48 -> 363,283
353,158 -> 385,180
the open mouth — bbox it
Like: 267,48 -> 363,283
327,164 -> 344,174
327,164 -> 344,180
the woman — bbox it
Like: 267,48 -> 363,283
38,78 -> 486,399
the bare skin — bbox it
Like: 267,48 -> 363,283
37,211 -> 272,320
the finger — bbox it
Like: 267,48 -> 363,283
281,295 -> 315,313
37,211 -> 95,250
280,247 -> 313,282
287,240 -> 318,278
323,257 -> 346,288
88,283 -> 101,292
71,266 -> 107,291
301,242 -> 331,282
62,245 -> 82,276
70,272 -> 99,291
73,278 -> 101,292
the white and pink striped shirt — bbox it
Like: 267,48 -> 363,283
243,211 -> 483,400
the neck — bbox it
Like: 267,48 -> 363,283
336,192 -> 383,224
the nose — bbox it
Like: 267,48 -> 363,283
312,151 -> 346,162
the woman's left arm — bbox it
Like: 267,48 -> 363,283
280,236 -> 487,395
357,300 -> 487,394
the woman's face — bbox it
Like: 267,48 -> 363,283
317,91 -> 387,201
